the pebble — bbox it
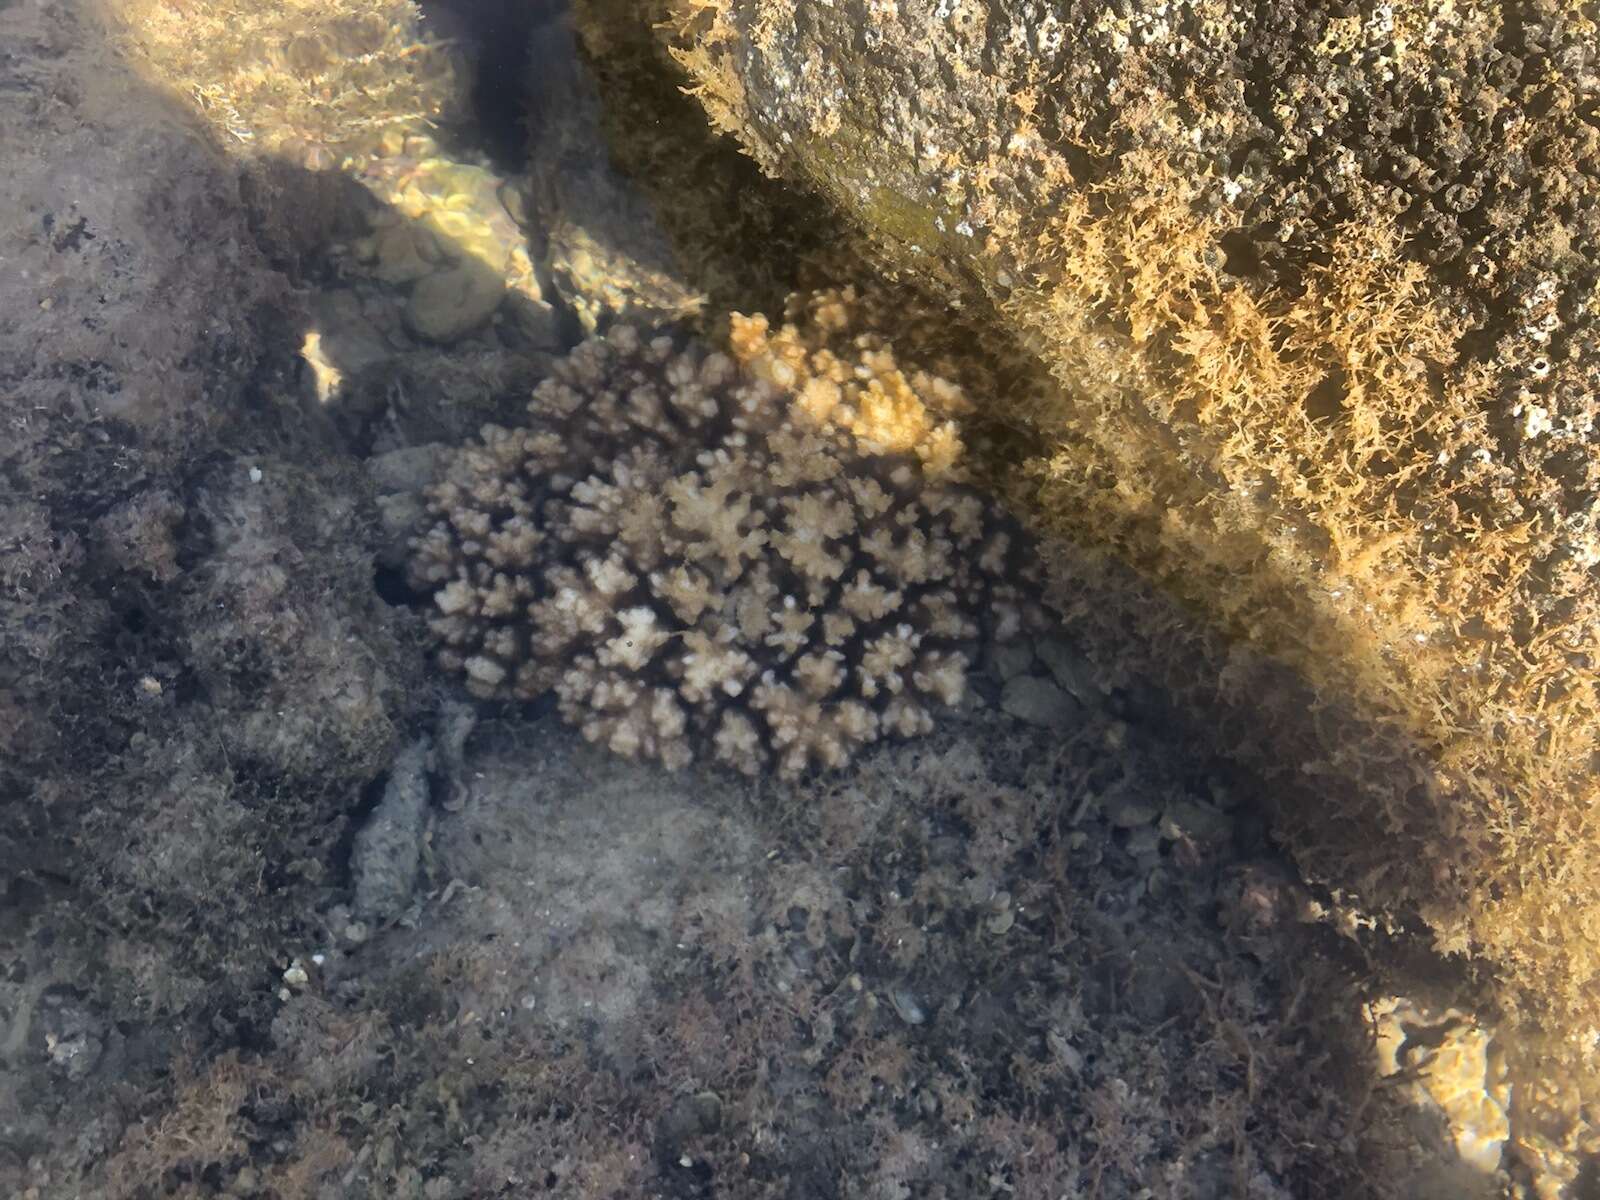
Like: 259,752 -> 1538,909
1160,798 -> 1235,844
1001,675 -> 1079,730
405,262 -> 505,342
1107,794 -> 1162,828
889,986 -> 927,1025
1034,636 -> 1100,704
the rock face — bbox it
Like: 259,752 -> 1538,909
580,0 -> 1600,1082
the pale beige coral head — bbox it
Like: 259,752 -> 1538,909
409,290 -> 1044,775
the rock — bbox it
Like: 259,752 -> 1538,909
987,639 -> 1034,681
368,443 -> 450,494
351,737 -> 434,923
593,0 -> 1600,1064
38,988 -> 104,1082
405,261 -> 505,343
1034,636 -> 1099,706
526,10 -> 705,332
1000,675 -> 1078,731
1106,794 -> 1162,830
367,221 -> 442,285
1160,798 -> 1235,846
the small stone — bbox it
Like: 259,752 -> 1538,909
1107,793 -> 1158,832
1034,636 -> 1100,704
661,1091 -> 723,1152
372,224 -> 441,284
505,290 -> 564,350
352,738 -> 433,922
406,261 -> 504,343
889,986 -> 927,1025
1125,824 -> 1161,856
375,493 -> 426,567
1001,675 -> 1079,730
39,989 -> 105,1082
988,639 -> 1035,680
690,1091 -> 723,1131
985,891 -> 1016,935
369,444 -> 450,494
1107,794 -> 1162,828
1047,1029 -> 1083,1073
1145,866 -> 1171,899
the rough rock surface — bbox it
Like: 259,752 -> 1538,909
582,0 -> 1600,1092
1,3 -> 424,1190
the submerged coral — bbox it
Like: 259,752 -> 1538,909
409,289 -> 1044,774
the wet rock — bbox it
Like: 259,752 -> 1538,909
1371,997 -> 1511,1183
308,289 -> 396,373
526,11 -> 704,332
1000,675 -> 1078,730
367,221 -> 442,285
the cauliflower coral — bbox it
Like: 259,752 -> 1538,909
408,288 -> 1044,775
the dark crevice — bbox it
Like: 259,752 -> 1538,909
373,562 -> 420,607
418,0 -> 557,172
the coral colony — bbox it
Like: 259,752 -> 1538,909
410,289 -> 1045,774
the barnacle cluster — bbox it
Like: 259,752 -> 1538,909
408,289 -> 1044,775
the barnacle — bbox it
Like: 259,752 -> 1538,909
409,289 -> 1044,775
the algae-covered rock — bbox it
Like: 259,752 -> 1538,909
2,5 -> 426,1182
584,0 -> 1600,1095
